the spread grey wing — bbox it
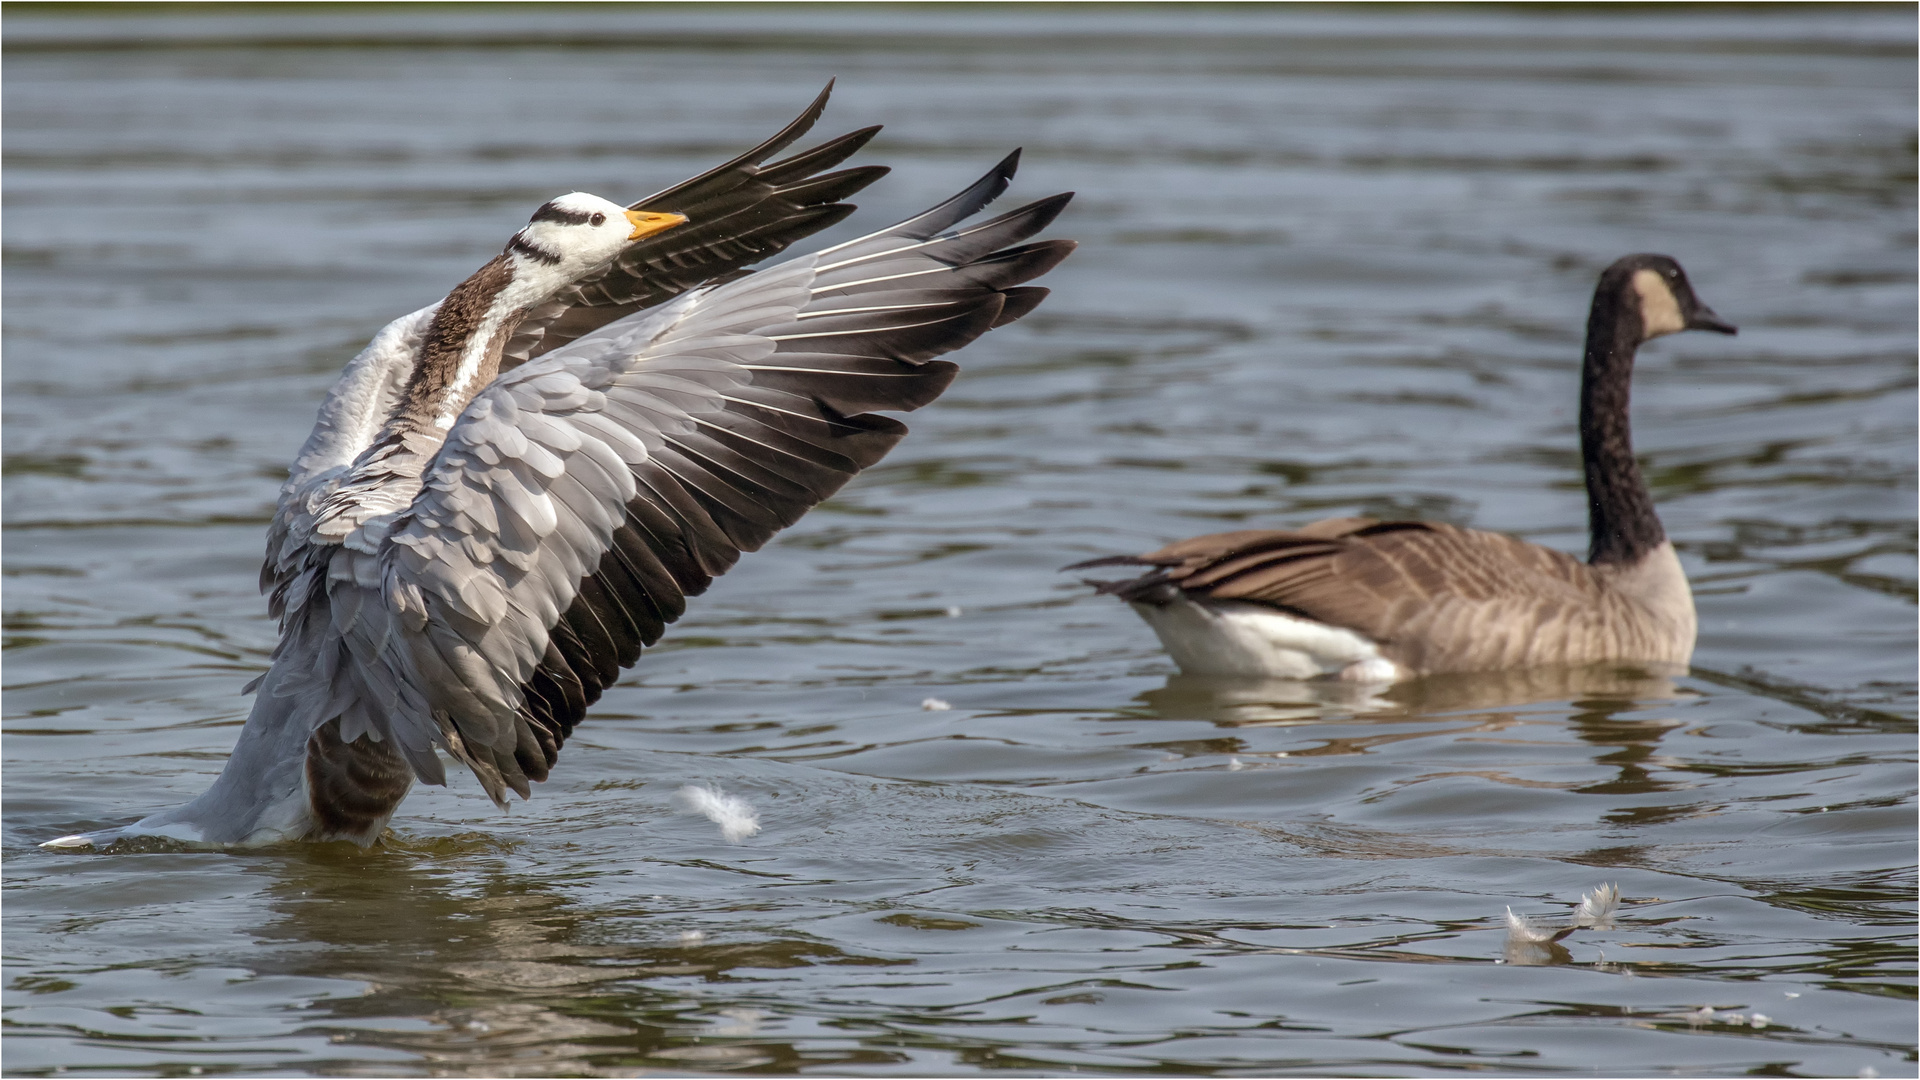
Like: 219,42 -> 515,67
355,161 -> 1074,804
501,81 -> 889,370
268,85 -> 876,614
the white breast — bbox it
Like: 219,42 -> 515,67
1132,596 -> 1401,682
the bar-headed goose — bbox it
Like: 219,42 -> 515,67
1072,254 -> 1734,683
50,86 -> 1074,848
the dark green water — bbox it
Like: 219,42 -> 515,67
4,7 -> 1914,1076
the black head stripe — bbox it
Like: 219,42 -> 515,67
507,233 -> 563,265
529,201 -> 596,226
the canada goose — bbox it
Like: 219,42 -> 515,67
1071,254 -> 1734,683
47,86 -> 1074,848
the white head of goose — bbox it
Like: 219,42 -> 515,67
1071,253 -> 1735,683
47,85 -> 1075,849
408,193 -> 690,432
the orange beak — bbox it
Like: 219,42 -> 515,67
624,209 -> 688,241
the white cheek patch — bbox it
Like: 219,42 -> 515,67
1632,268 -> 1686,339
515,217 -> 624,273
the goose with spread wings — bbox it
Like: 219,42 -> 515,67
50,87 -> 1073,848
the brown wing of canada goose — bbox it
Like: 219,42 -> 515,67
1082,518 -> 1685,675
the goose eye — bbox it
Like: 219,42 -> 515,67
590,212 -> 606,227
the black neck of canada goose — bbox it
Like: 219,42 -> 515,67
1578,264 -> 1662,567
1578,253 -> 1737,566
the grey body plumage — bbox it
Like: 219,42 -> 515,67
50,86 -> 1073,849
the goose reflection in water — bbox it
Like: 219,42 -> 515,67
244,844 -> 885,1073
1129,666 -> 1700,858
1136,663 -> 1689,724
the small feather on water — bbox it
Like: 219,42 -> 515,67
921,697 -> 951,711
1505,906 -> 1558,944
1574,882 -> 1621,929
674,785 -> 760,842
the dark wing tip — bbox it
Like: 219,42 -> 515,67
1062,554 -> 1149,572
629,82 -> 851,211
887,152 -> 1025,239
991,287 -> 1049,327
754,127 -> 887,188
778,79 -> 838,155
1019,191 -> 1075,230
1081,574 -> 1176,601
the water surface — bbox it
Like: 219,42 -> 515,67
4,8 -> 1915,1076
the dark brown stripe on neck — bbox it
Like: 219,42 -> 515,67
397,253 -> 515,426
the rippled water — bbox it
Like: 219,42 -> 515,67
4,9 -> 1915,1077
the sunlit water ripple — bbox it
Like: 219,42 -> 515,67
3,9 -> 1914,1077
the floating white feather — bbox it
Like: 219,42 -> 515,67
921,697 -> 951,712
1505,906 -> 1558,944
1501,883 -> 1628,964
1575,882 -> 1621,929
674,784 -> 761,842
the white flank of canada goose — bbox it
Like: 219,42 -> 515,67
1070,254 -> 1735,683
47,84 -> 1074,849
